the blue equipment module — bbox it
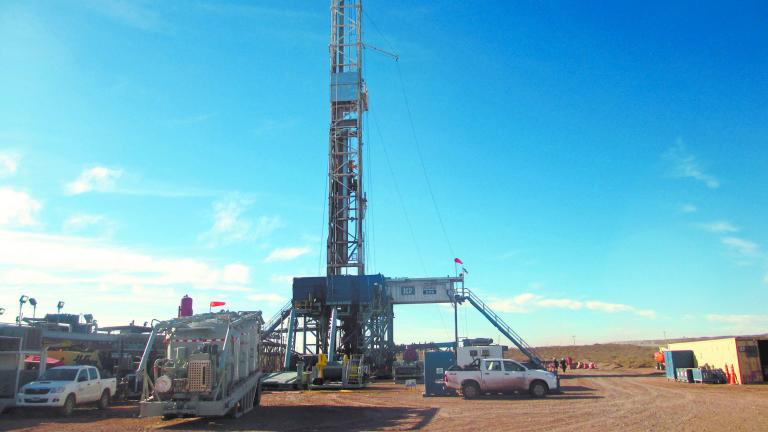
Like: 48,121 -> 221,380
292,274 -> 386,304
423,351 -> 456,397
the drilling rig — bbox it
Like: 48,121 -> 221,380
261,0 -> 541,385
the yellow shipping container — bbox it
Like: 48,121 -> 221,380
668,337 -> 767,385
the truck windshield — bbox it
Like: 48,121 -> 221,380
40,368 -> 78,381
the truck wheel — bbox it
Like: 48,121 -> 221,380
529,380 -> 548,398
461,382 -> 480,399
97,390 -> 110,409
60,394 -> 76,417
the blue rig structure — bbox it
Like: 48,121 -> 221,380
261,275 -> 543,377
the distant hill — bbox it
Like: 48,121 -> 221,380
506,344 -> 657,368
616,333 -> 768,347
504,333 -> 768,369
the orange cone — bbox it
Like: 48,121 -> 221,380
724,364 -> 731,384
730,365 -> 738,385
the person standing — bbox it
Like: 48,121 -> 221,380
560,358 -> 567,373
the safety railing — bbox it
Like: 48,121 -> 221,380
262,301 -> 293,339
456,287 -> 542,366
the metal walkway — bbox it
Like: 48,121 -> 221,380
455,287 -> 542,367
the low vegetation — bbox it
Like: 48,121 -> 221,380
506,343 -> 658,368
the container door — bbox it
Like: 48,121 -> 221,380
664,351 -> 676,379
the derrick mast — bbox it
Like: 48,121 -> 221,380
327,0 -> 366,277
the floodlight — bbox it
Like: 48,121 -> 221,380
18,295 -> 29,326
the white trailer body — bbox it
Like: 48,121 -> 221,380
138,311 -> 264,419
0,326 -> 44,413
457,345 -> 503,368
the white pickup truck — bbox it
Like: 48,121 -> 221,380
16,365 -> 117,416
444,358 -> 559,399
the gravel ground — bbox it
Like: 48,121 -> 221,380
2,369 -> 766,431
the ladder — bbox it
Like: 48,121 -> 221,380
456,287 -> 543,367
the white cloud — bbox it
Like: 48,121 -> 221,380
489,292 -> 655,318
247,293 -> 286,303
216,285 -> 252,292
199,198 -> 282,246
63,213 -> 105,231
83,0 -> 169,33
721,236 -> 758,256
253,216 -> 283,236
222,263 -> 250,284
538,298 -> 583,310
663,141 -> 719,188
0,151 -> 20,176
0,230 -> 251,290
585,300 -> 631,313
0,187 -> 41,226
0,268 -> 73,285
264,246 -> 312,263
706,314 -> 768,325
634,309 -> 658,318
0,229 -> 266,326
489,295 -> 532,313
62,213 -> 116,238
270,274 -> 296,285
679,203 -> 698,213
65,166 -> 122,195
697,220 -> 739,233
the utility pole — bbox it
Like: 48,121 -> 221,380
454,296 -> 459,361
327,0 -> 366,277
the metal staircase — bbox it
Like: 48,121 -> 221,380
455,287 -> 543,367
262,301 -> 293,339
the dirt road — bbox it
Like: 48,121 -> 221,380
2,369 -> 766,431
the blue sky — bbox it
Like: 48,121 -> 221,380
1,1 -> 766,345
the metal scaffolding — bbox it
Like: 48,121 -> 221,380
327,0 -> 366,277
